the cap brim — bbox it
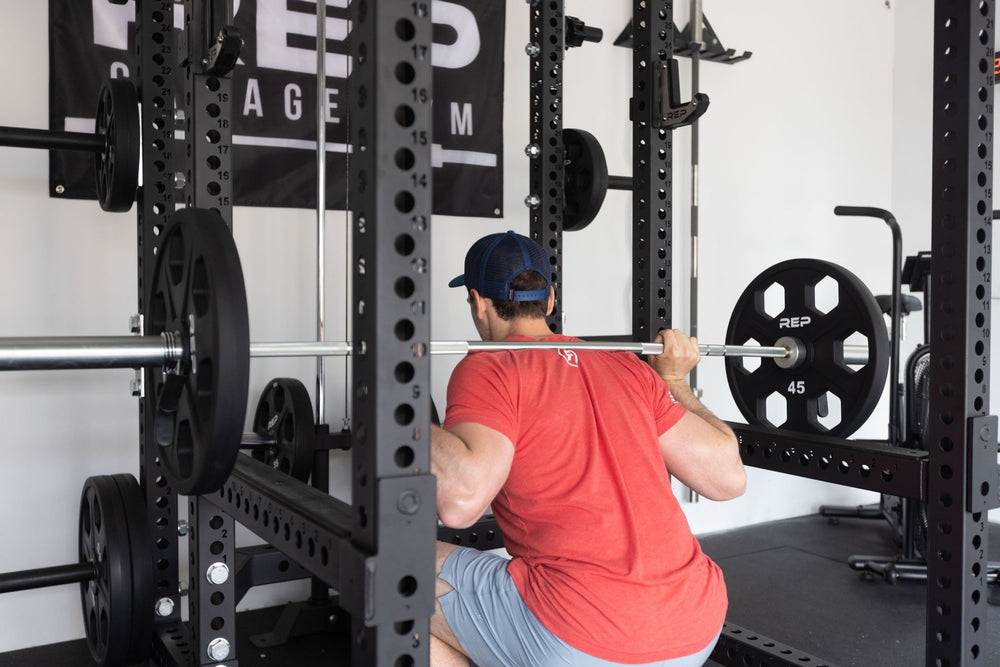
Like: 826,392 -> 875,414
448,275 -> 466,288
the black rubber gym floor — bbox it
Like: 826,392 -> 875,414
2,513 -> 997,666
699,514 -> 1000,667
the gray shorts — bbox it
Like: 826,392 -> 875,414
438,547 -> 720,667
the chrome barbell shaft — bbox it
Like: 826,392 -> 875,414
0,335 -> 869,370
0,334 -> 184,371
252,341 -> 868,365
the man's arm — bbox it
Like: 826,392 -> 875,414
431,422 -> 514,528
648,329 -> 746,501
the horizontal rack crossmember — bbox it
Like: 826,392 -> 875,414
211,455 -> 354,591
712,622 -> 839,667
731,424 -> 927,500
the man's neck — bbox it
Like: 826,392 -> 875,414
490,317 -> 554,341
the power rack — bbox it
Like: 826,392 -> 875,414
136,1 -> 435,666
126,2 -> 996,667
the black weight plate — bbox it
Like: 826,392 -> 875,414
94,79 -> 139,213
79,476 -> 133,667
724,258 -> 890,437
562,128 -> 609,231
252,378 -> 315,482
110,474 -> 154,665
148,208 -> 250,495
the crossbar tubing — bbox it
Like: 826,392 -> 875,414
731,424 -> 928,500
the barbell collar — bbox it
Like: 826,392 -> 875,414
0,335 -> 870,369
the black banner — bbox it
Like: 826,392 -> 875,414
48,0 -> 504,217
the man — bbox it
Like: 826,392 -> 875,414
430,231 -> 745,666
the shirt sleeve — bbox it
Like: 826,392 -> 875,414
442,354 -> 520,443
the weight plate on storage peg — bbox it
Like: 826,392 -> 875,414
562,128 -> 609,231
148,208 -> 251,495
94,79 -> 140,213
110,474 -> 154,664
252,378 -> 316,482
724,258 -> 890,437
79,475 -> 152,667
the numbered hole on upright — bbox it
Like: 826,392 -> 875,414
765,391 -> 788,429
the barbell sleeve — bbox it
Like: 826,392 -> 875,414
0,334 -> 184,371
0,335 -> 870,370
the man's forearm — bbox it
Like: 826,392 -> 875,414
664,378 -> 737,441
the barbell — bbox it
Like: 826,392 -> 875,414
0,79 -> 139,212
0,335 -> 869,370
1,208 -> 889,493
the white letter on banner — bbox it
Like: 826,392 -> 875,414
257,0 -> 350,77
244,78 -> 264,117
450,102 -> 473,135
432,1 -> 480,69
325,88 -> 341,124
285,84 -> 303,120
92,0 -> 135,51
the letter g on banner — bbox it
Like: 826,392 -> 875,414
433,1 -> 480,69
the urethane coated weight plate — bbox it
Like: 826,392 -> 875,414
148,208 -> 250,495
94,78 -> 139,213
724,258 -> 890,437
79,475 -> 134,667
562,128 -> 609,231
252,377 -> 316,482
110,474 -> 154,665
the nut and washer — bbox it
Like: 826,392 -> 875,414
155,597 -> 175,617
206,562 -> 230,585
207,637 -> 231,661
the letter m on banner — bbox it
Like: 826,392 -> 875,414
48,0 -> 504,217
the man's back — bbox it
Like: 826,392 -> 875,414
443,334 -> 728,662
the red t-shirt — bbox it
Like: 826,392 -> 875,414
443,335 -> 728,663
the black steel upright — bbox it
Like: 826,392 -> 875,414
183,5 -> 240,663
344,0 -> 437,664
926,2 -> 997,665
135,0 -> 184,653
631,0 -> 674,339
527,0 -> 565,333
135,1 -> 242,663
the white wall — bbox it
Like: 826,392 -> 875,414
0,0 -> 942,652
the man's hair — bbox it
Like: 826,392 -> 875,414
490,270 -> 550,320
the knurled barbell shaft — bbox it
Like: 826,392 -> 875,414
0,335 -> 869,370
0,562 -> 97,594
0,125 -> 106,153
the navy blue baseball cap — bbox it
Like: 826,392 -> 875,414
448,231 -> 552,302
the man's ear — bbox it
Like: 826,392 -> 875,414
545,286 -> 555,316
469,289 -> 490,319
